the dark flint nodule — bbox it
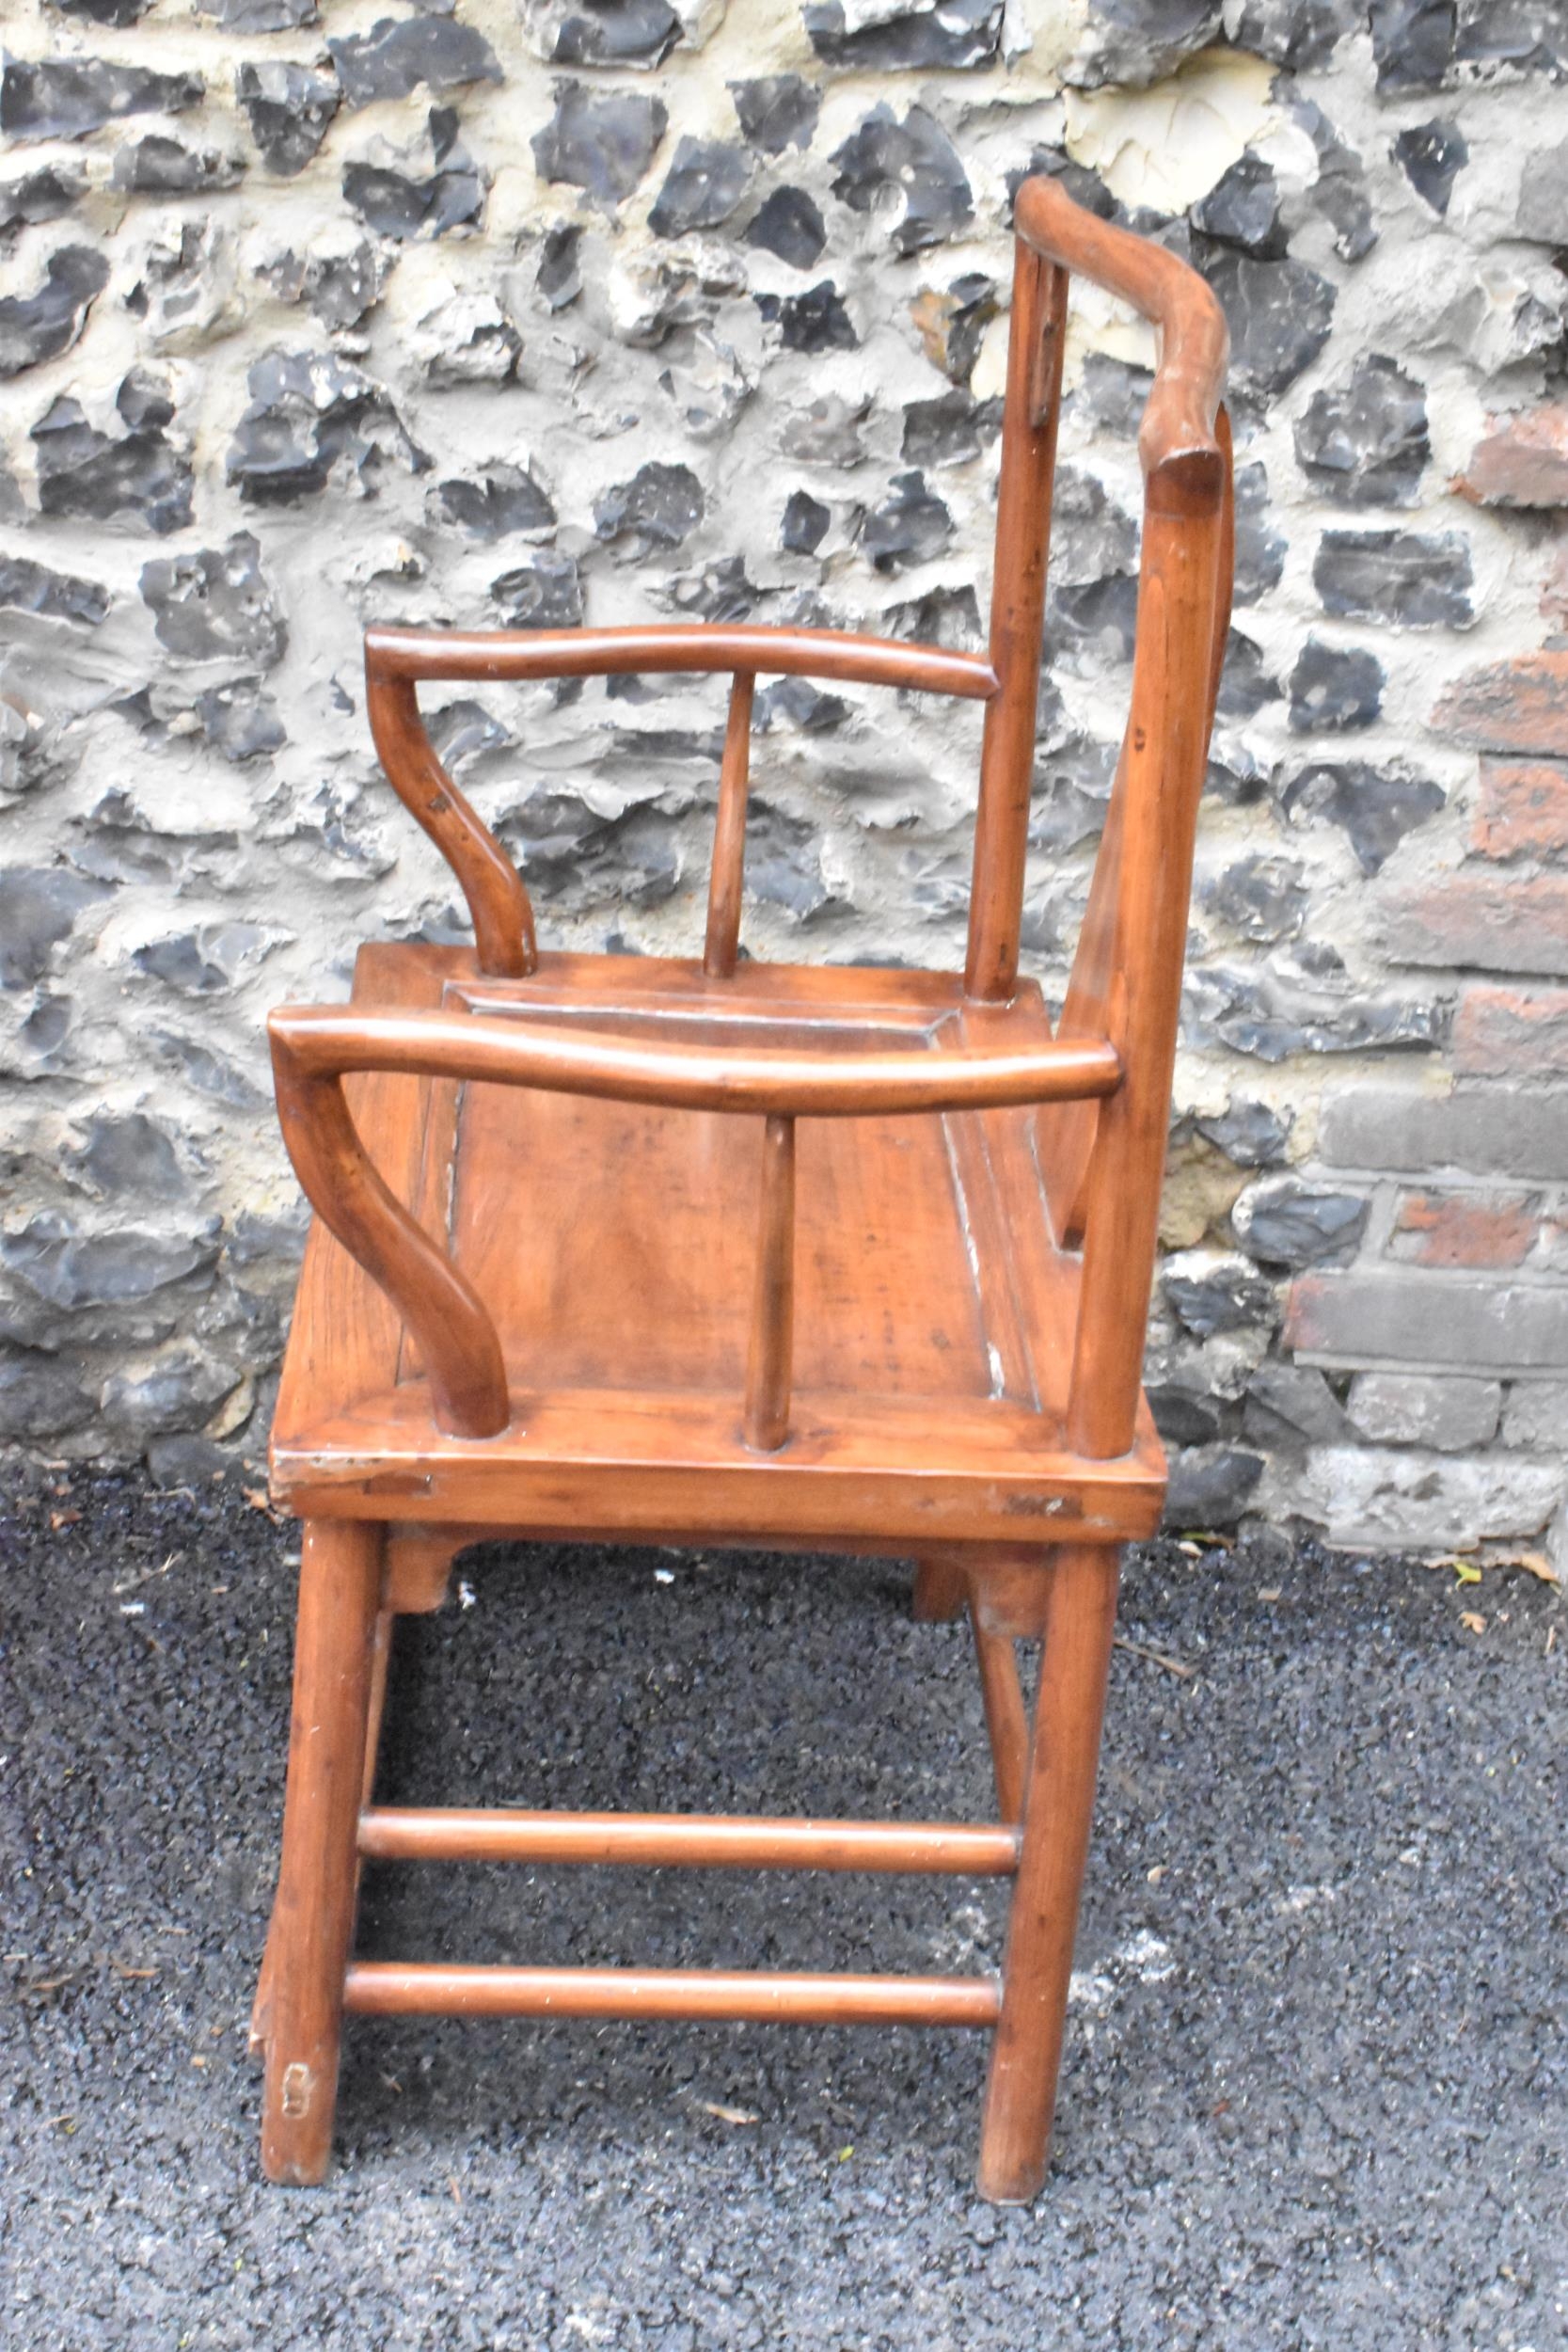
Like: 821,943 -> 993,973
236,62 -> 341,179
492,550 -> 584,628
327,15 -> 503,107
831,106 -> 974,254
745,186 -> 827,269
1282,761 -> 1447,874
594,462 -> 705,560
537,0 -> 683,68
31,377 -> 192,535
1289,639 -> 1384,733
1,56 -> 203,142
755,281 -> 858,353
729,74 -> 820,155
1314,530 -> 1472,629
531,84 -> 668,208
1295,355 -> 1429,507
0,246 -> 108,380
1392,119 -> 1467,214
648,138 -> 752,237
803,0 -> 1002,72
435,467 -> 557,543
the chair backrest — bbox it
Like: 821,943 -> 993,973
359,177 -> 1230,1015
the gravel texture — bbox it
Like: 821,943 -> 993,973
3,1465 -> 1565,2348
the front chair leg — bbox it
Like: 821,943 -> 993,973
976,1542 -> 1120,2204
260,1518 -> 385,2185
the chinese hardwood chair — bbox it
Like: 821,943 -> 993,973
252,176 -> 1232,2201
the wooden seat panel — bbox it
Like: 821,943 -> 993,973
444,964 -> 1044,1407
270,941 -> 1163,1541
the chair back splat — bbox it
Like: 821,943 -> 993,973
254,175 -> 1234,2204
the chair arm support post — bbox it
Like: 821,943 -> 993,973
705,671 -> 755,979
744,1113 -> 796,1451
269,1031 -> 510,1439
364,664 -> 536,980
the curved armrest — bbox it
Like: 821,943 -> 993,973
364,623 -> 997,699
1013,174 -> 1228,494
269,1005 -> 1122,1438
271,1006 -> 1121,1119
361,627 -> 997,983
365,668 -> 536,981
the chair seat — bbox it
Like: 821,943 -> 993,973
270,942 -> 1165,1549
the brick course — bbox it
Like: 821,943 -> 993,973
1378,874 -> 1568,975
1471,759 -> 1568,862
1386,1187 -> 1541,1268
1319,1084 -> 1568,1180
1285,1272 -> 1568,1374
1455,986 -> 1568,1078
1456,405 -> 1568,508
1433,652 -> 1568,759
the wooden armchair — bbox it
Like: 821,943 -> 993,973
253,176 -> 1232,2202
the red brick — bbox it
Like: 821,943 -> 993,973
1455,404 -> 1568,507
1472,757 -> 1568,860
1378,871 -> 1568,974
1433,651 -> 1568,758
1387,1188 -> 1540,1268
1456,984 -> 1568,1076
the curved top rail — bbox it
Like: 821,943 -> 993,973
365,624 -> 998,701
1013,174 -> 1228,488
269,1005 -> 1121,1120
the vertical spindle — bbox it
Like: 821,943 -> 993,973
743,1112 -> 796,1450
705,671 -> 755,978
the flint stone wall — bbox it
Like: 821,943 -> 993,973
3,0 -> 1567,1559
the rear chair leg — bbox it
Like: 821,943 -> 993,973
970,1613 -> 1028,1825
912,1555 -> 967,1622
977,1542 -> 1120,2204
259,1518 -> 385,2185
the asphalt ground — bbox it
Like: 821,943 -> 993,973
3,1463 -> 1565,2349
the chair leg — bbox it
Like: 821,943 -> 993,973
259,1518 -> 385,2186
911,1555 -> 968,1622
250,1599 -> 394,2058
969,1612 -> 1028,1824
976,1541 -> 1120,2204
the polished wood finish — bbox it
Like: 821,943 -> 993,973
366,621 -> 998,698
977,1543 -> 1121,2202
366,670 -> 535,980
966,246 -> 1067,1003
358,1807 -> 1021,1874
972,1619 -> 1029,1826
257,178 -> 1232,2198
704,669 -> 756,978
259,1520 -> 383,2185
1014,173 -> 1227,481
270,999 -> 1121,1117
911,1555 -> 969,1622
344,1963 -> 1003,2028
743,1113 -> 796,1450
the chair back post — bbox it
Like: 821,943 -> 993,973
964,240 -> 1069,1005
1065,452 -> 1227,1459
